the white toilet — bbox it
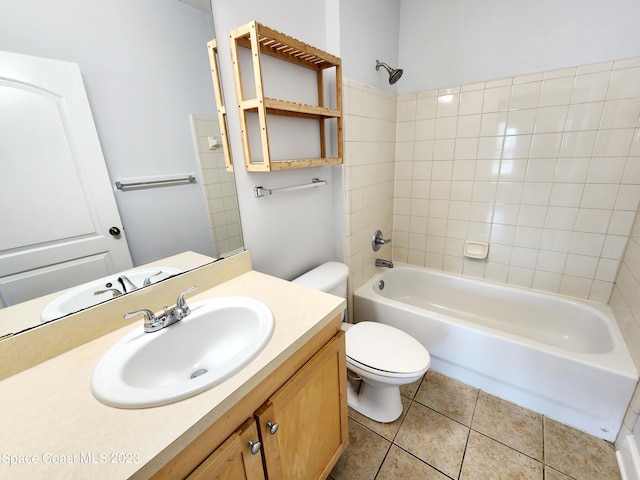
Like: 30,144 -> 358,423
293,262 -> 431,423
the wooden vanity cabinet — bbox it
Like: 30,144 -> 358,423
155,320 -> 347,480
187,418 -> 265,480
255,331 -> 347,479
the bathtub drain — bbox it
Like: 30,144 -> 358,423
190,369 -> 208,379
378,280 -> 385,290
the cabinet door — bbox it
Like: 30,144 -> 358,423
187,418 -> 265,480
255,331 -> 348,480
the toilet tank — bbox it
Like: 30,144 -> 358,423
292,262 -> 349,299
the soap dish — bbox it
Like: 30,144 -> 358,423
464,241 -> 489,260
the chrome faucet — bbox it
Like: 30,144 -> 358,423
124,286 -> 197,333
117,270 -> 166,293
375,259 -> 394,268
118,275 -> 138,293
94,288 -> 124,298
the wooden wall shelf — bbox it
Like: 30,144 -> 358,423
229,21 -> 343,172
207,39 -> 233,172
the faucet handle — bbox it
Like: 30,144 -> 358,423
172,286 -> 197,320
176,286 -> 197,308
124,309 -> 159,329
143,271 -> 164,287
372,230 -> 392,251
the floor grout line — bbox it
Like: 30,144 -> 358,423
334,371 -> 621,480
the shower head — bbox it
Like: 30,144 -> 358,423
376,60 -> 403,85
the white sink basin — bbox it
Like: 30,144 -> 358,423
91,297 -> 275,408
40,267 -> 182,322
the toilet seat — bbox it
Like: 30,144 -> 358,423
346,322 -> 430,377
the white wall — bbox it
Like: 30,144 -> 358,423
398,0 -> 640,94
339,0 -> 401,93
1,0 -> 216,264
210,0 -> 345,279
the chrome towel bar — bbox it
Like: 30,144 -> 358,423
116,174 -> 196,191
254,178 -> 326,198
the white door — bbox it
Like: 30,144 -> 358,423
0,51 -> 133,306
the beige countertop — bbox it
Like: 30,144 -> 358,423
0,270 -> 344,479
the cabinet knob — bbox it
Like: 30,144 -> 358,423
266,421 -> 279,435
247,440 -> 262,455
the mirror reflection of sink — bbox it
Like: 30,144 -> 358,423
91,297 -> 275,408
40,267 -> 182,322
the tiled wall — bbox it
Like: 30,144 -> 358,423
611,212 -> 640,445
343,79 -> 397,316
344,59 -> 640,448
189,114 -> 244,258
394,58 -> 640,302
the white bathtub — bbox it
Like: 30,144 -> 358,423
353,264 -> 638,441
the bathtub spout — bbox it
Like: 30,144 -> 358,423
375,259 -> 394,268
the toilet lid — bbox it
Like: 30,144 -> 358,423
346,322 -> 430,374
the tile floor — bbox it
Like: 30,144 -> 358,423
329,371 -> 621,480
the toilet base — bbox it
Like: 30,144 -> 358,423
347,381 -> 403,423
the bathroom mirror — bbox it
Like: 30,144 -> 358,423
0,38 -> 243,339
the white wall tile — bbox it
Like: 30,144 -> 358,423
607,67 -> 640,100
565,254 -> 598,277
514,225 -> 542,248
436,93 -> 460,117
535,105 -> 569,133
540,228 -> 573,252
569,231 -> 605,256
499,159 -> 527,181
532,270 -> 562,293
555,157 -> 590,183
397,96 -> 417,122
539,77 -> 574,106
545,206 -> 578,230
525,158 -> 557,182
581,184 -> 619,209
508,266 -> 534,287
560,131 -> 597,158
575,208 -> 613,233
600,98 -> 640,129
457,114 -> 482,138
483,86 -> 511,112
459,90 -> 484,115
376,58 -> 640,307
506,109 -> 536,135
596,258 -> 620,282
416,95 -> 438,119
530,133 -> 563,158
502,135 -> 533,159
571,71 -> 611,103
454,137 -> 479,159
510,82 -> 541,110
615,184 -> 640,211
565,102 -> 604,131
593,128 -> 636,157
549,183 -> 584,207
490,224 -> 516,244
537,250 -> 567,273
559,275 -> 592,298
477,136 -> 505,159
480,112 -> 508,137
586,157 -> 626,183
622,157 -> 640,184
433,139 -> 455,159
